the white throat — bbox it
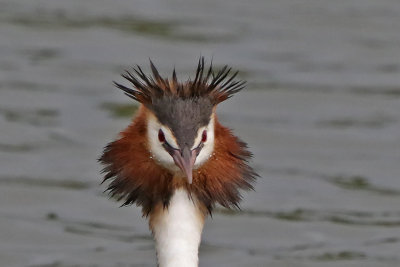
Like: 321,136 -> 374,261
149,189 -> 206,267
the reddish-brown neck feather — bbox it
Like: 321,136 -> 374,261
99,106 -> 257,215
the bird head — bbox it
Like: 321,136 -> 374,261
114,58 -> 245,184
145,97 -> 215,184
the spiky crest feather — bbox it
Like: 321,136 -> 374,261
114,57 -> 246,106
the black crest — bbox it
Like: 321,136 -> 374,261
114,57 -> 246,106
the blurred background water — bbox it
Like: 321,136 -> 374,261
1,0 -> 400,266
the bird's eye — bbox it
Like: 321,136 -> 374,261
201,130 -> 207,143
158,129 -> 166,143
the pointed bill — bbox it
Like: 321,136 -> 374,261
171,146 -> 197,184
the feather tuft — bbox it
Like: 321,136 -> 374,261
114,57 -> 246,106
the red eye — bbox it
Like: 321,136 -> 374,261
201,130 -> 207,143
158,129 -> 165,143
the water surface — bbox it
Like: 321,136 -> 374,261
1,0 -> 400,266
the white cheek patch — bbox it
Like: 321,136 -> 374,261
194,116 -> 215,168
147,115 -> 177,169
191,127 -> 206,150
160,126 -> 179,149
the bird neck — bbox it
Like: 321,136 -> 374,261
149,188 -> 206,267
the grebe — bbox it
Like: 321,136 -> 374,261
99,58 -> 258,267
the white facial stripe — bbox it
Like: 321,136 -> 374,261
191,116 -> 215,150
160,126 -> 179,149
191,127 -> 205,150
193,116 -> 215,168
147,114 -> 179,171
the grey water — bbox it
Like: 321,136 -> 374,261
1,0 -> 400,266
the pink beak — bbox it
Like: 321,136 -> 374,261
171,146 -> 197,184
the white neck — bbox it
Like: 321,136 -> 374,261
149,189 -> 206,267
